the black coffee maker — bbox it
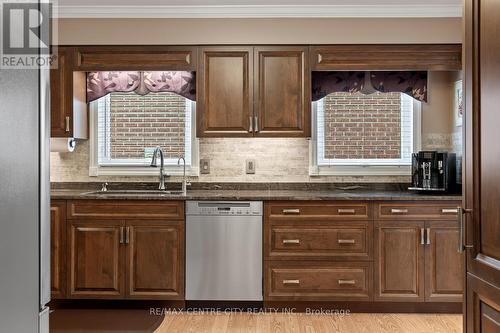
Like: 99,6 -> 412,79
409,151 -> 458,192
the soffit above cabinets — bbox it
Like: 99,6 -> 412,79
56,0 -> 462,19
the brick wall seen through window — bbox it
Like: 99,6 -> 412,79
317,91 -> 414,166
97,92 -> 192,165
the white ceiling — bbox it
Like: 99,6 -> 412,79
55,0 -> 463,18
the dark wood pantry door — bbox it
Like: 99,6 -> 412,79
464,0 -> 500,331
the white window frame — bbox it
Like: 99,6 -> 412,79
309,93 -> 421,176
89,94 -> 199,177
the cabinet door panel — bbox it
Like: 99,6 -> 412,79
50,201 -> 66,299
68,221 -> 125,298
197,47 -> 253,137
254,46 -> 310,137
375,221 -> 425,301
50,47 -> 72,137
127,225 -> 184,299
425,221 -> 464,302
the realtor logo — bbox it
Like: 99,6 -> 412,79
1,0 -> 57,68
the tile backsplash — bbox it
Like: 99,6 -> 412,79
50,138 -> 412,183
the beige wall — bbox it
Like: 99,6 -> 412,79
51,17 -> 462,183
56,18 -> 461,45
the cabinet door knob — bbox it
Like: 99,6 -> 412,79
248,116 -> 253,133
125,227 -> 130,244
282,279 -> 300,285
119,227 -> 125,244
420,228 -> 425,245
282,239 -> 300,244
426,228 -> 431,245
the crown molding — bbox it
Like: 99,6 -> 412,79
55,4 -> 462,19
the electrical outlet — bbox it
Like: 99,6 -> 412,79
200,159 -> 210,174
246,159 -> 256,174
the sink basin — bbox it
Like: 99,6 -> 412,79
81,189 -> 185,196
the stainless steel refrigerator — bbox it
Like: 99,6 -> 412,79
0,45 -> 51,333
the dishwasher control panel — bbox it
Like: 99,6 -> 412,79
186,201 -> 263,216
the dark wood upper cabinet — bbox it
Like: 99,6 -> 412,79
50,200 -> 66,299
50,47 -> 72,137
254,46 -> 310,137
50,46 -> 87,139
374,221 -> 425,302
424,221 -> 463,302
464,0 -> 500,331
73,46 -> 197,71
68,220 -> 125,299
197,47 -> 254,137
310,44 -> 462,71
127,223 -> 184,300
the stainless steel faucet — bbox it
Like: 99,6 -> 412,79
150,146 -> 167,190
178,156 -> 191,195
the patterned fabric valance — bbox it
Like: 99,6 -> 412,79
86,71 -> 196,103
312,71 -> 427,102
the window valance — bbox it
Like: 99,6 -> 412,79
312,71 -> 427,102
86,71 -> 196,103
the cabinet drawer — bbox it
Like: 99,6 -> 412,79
266,201 -> 371,220
67,200 -> 184,220
377,202 -> 460,220
268,224 -> 372,260
265,261 -> 372,301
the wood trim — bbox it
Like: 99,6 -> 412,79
73,46 -> 198,71
67,200 -> 184,220
310,44 -> 462,70
264,301 -> 462,313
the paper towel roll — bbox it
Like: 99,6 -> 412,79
51,138 -> 76,153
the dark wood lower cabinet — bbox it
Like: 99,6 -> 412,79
425,221 -> 463,302
374,221 -> 425,302
466,273 -> 500,332
50,201 -> 66,299
127,223 -> 184,300
68,220 -> 125,299
64,201 -> 185,300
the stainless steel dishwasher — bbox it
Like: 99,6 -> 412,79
186,201 -> 263,301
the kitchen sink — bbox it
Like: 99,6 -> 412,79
81,189 -> 186,196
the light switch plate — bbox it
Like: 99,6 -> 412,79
246,159 -> 256,174
200,159 -> 210,174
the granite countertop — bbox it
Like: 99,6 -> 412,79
51,183 -> 462,201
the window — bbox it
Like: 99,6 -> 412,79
89,92 -> 198,176
311,92 -> 421,176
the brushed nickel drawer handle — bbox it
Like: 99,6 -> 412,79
442,208 -> 459,214
282,279 -> 300,285
65,116 -> 70,132
338,279 -> 356,285
391,208 -> 408,214
282,239 -> 300,244
338,239 -> 355,244
248,116 -> 253,133
338,209 -> 356,214
282,209 -> 300,215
